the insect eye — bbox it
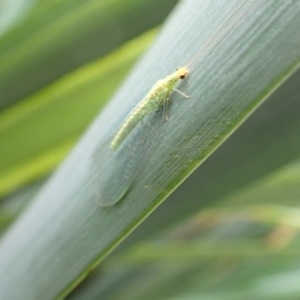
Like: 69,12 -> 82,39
180,75 -> 185,79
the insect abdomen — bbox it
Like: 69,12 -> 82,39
110,94 -> 155,149
110,71 -> 184,150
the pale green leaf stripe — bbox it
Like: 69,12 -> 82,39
0,29 -> 157,197
0,0 -> 177,108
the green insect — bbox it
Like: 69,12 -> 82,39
110,67 -> 189,150
94,67 -> 190,207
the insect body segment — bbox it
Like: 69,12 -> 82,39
110,67 -> 189,150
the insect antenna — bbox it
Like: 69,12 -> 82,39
185,0 -> 263,69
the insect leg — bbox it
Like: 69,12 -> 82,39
173,88 -> 190,99
163,96 -> 170,121
160,89 -> 170,121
